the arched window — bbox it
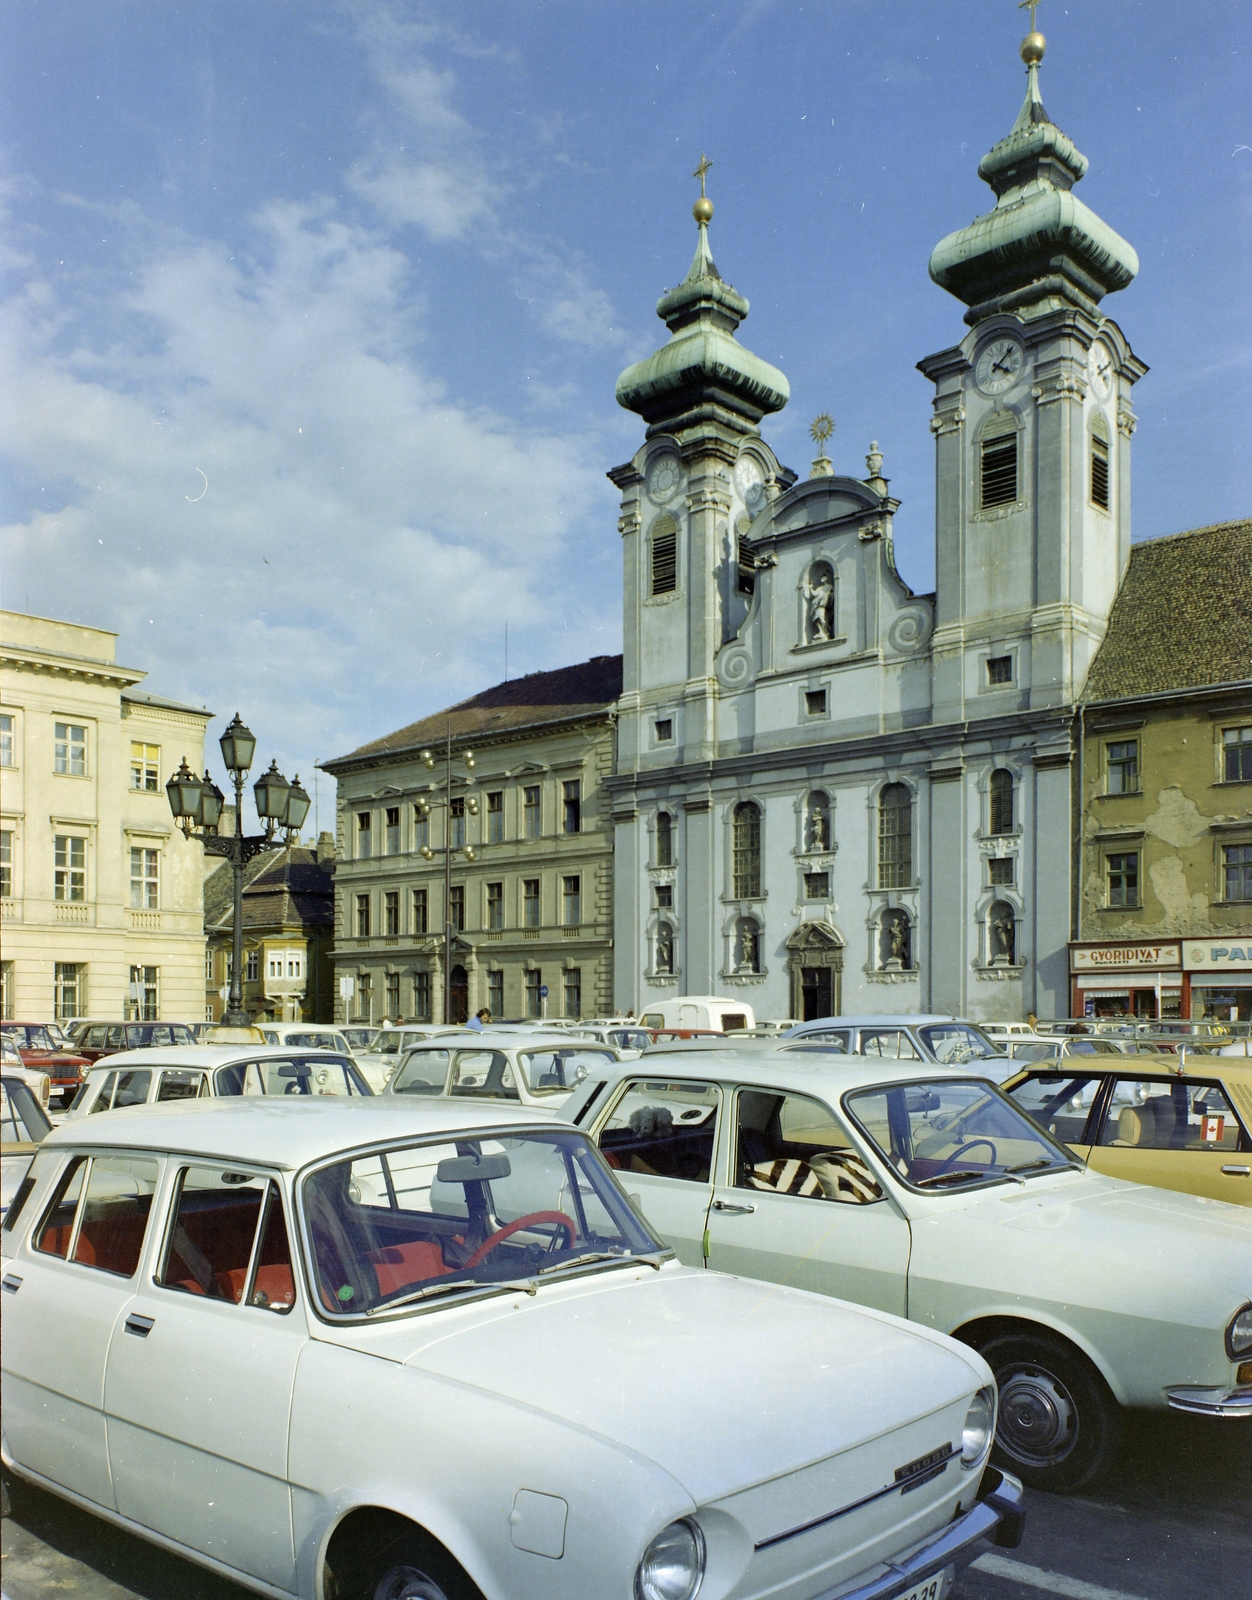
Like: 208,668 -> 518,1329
806,792 -> 831,853
877,784 -> 912,888
980,416 -> 1018,509
734,917 -> 761,974
656,811 -> 673,867
989,768 -> 1014,836
880,910 -> 911,969
1090,414 -> 1110,511
650,514 -> 678,596
733,802 -> 761,899
656,922 -> 674,974
989,901 -> 1016,965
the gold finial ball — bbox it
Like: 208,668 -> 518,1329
693,196 -> 714,225
1020,30 -> 1046,64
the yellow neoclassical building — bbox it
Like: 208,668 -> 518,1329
0,611 -> 212,1022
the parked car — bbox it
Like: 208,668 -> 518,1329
1,1096 -> 1024,1600
1008,1037 -> 1126,1063
1,1036 -> 52,1110
65,1046 -> 373,1118
260,1023 -> 356,1054
68,1021 -> 200,1064
981,1022 -> 1046,1043
340,1027 -> 381,1053
1002,1055 -> 1252,1207
562,1050 -> 1252,1490
1,1076 -> 53,1217
0,1023 -> 91,1107
385,1033 -> 619,1109
638,995 -> 755,1032
352,1025 -> 467,1089
785,1014 -> 1015,1082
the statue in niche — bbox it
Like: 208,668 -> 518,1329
807,798 -> 830,852
991,907 -> 1015,964
883,912 -> 910,970
802,565 -> 835,642
735,919 -> 760,973
656,923 -> 674,974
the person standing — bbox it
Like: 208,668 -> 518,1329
466,1008 -> 490,1032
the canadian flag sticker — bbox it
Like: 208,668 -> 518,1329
1201,1115 -> 1225,1143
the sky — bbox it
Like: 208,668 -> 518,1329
2,1 -> 1248,834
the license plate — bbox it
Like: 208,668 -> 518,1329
890,1567 -> 952,1600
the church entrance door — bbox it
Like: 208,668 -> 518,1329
449,964 -> 469,1024
800,967 -> 832,1021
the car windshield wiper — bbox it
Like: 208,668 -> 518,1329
365,1276 -> 537,1316
537,1249 -> 671,1278
914,1169 -> 1000,1189
1008,1156 -> 1082,1176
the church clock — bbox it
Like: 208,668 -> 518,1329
975,337 -> 1024,395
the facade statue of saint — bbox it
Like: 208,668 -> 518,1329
807,804 -> 829,852
736,921 -> 759,972
887,913 -> 909,966
802,568 -> 835,642
992,910 -> 1015,962
656,923 -> 674,974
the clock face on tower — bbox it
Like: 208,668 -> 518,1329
1088,340 -> 1115,400
975,338 -> 1024,395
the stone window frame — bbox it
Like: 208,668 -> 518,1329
653,809 -> 676,868
727,796 -> 765,904
874,779 -> 916,891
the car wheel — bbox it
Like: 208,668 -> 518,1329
340,1531 -> 483,1600
979,1330 -> 1122,1492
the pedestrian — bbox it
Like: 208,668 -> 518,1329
467,1007 -> 490,1032
1025,1011 -> 1038,1032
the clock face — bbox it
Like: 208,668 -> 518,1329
975,338 -> 1024,395
734,453 -> 764,506
1088,340 -> 1115,399
646,455 -> 680,504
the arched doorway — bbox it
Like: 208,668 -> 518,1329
785,924 -> 844,1021
449,964 -> 469,1024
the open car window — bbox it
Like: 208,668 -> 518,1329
598,1079 -> 720,1183
302,1130 -> 661,1319
158,1166 -> 294,1311
734,1088 -> 882,1204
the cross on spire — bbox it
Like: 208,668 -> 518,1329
693,153 -> 713,198
1018,0 -> 1042,30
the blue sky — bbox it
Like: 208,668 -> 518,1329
2,1 -> 1247,832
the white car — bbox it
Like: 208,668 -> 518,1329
384,1033 -> 620,1109
1,1036 -> 51,1110
1,1076 -> 53,1218
352,1025 -> 468,1089
563,1050 -> 1252,1491
1,1097 -> 1024,1600
64,1046 -> 373,1117
785,1015 -> 1016,1083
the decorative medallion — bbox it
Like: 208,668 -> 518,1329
646,455 -> 681,504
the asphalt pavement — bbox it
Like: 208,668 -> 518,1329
3,1407 -> 1248,1600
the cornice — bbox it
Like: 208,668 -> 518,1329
1,644 -> 145,691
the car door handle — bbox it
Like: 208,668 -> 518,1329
1221,1165 -> 1250,1176
2,1272 -> 22,1294
124,1313 -> 155,1338
712,1200 -> 755,1214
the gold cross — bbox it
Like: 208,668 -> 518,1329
693,153 -> 713,197
1018,0 -> 1042,29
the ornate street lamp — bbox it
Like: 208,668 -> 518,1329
417,728 -> 479,1023
167,714 -> 306,1028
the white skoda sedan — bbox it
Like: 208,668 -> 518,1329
1,1098 -> 1023,1600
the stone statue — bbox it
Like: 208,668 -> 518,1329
992,910 -> 1015,962
807,803 -> 829,852
656,924 -> 673,973
886,913 -> 909,967
737,921 -> 758,971
802,568 -> 835,642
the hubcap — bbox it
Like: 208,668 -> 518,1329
373,1567 -> 447,1600
996,1363 -> 1079,1466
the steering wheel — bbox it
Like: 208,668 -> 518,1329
934,1139 -> 998,1174
464,1211 -> 577,1271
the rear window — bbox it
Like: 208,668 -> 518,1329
391,1050 -> 451,1095
214,1056 -> 367,1097
517,1049 -> 615,1095
157,1070 -> 208,1103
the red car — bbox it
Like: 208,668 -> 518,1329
0,1024 -> 90,1106
66,1020 -> 198,1064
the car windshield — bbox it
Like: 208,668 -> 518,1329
302,1129 -> 663,1317
607,1029 -> 653,1051
214,1056 -> 368,1097
844,1077 -> 1075,1192
516,1048 -> 616,1095
918,1023 -> 999,1063
3,1025 -> 58,1051
341,1029 -> 379,1050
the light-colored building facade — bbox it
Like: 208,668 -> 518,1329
0,610 -> 211,1022
607,35 -> 1144,1022
323,660 -> 620,1025
1070,521 -> 1252,1022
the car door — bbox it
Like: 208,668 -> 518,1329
1082,1074 -> 1252,1203
104,1163 -> 304,1590
704,1086 -> 910,1315
592,1076 -> 723,1265
1,1149 -> 161,1507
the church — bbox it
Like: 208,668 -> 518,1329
606,22 -> 1145,1022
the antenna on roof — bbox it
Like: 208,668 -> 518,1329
504,620 -> 509,682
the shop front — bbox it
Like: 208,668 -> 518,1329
1068,942 -> 1182,1020
1184,941 -> 1252,1023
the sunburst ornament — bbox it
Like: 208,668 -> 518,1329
810,413 -> 835,449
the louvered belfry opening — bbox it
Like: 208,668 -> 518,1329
980,420 -> 1018,509
651,515 -> 678,595
1091,418 -> 1110,510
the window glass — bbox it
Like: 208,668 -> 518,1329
158,1168 -> 294,1311
157,1070 -> 206,1103
599,1080 -> 719,1183
517,1048 -> 614,1095
70,1155 -> 161,1275
36,1156 -> 88,1256
112,1069 -> 152,1108
1003,1073 -> 1105,1144
88,1070 -> 118,1112
449,1050 -> 519,1100
87,1026 -> 108,1048
304,1130 -> 659,1316
0,1079 -> 50,1144
918,1023 -> 997,1063
732,1089 -> 882,1203
390,1050 -> 451,1095
1107,741 -> 1139,794
845,1079 -> 1071,1191
1095,1079 -> 1248,1153
1224,727 -> 1252,783
859,1028 -> 922,1060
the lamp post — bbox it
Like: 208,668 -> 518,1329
417,725 -> 478,1023
167,713 -> 311,1027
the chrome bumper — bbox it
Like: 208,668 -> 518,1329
1166,1384 -> 1252,1417
813,1466 -> 1025,1600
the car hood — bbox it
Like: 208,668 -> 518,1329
315,1263 -> 986,1503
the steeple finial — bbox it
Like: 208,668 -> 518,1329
692,152 -> 714,224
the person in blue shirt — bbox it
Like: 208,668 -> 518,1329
466,1008 -> 491,1032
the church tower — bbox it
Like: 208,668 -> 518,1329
919,18 -> 1145,724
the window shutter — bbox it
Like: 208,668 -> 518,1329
980,421 -> 1018,509
651,516 -> 678,595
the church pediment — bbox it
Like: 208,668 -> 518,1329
765,476 -> 884,542
785,921 -> 844,952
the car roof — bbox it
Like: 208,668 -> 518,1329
402,1031 -> 614,1051
41,1095 -> 564,1169
594,1049 -> 978,1092
81,1045 -> 358,1073
788,1015 -> 960,1030
1006,1055 -> 1252,1083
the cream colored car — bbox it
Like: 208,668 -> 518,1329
384,1033 -> 620,1108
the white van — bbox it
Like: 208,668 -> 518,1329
637,996 -> 755,1033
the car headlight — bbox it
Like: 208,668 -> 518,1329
635,1518 -> 705,1600
960,1386 -> 996,1468
1226,1304 -> 1252,1359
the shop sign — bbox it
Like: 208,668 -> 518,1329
1070,943 -> 1180,972
1183,941 -> 1252,972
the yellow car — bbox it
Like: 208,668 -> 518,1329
1003,1053 -> 1252,1206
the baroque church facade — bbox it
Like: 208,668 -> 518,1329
607,27 -> 1144,1022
